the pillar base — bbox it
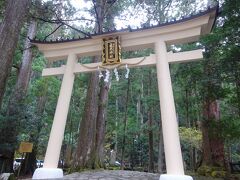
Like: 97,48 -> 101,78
160,174 -> 193,180
32,168 -> 63,179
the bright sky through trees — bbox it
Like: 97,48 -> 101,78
70,0 -> 210,29
70,0 -> 147,29
43,0 -> 211,30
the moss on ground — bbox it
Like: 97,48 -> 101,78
197,165 -> 226,178
193,176 -> 224,180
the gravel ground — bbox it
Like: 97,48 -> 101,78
20,170 -> 238,179
64,170 -> 159,180
63,170 -> 226,180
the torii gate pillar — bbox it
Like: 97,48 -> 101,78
33,54 -> 77,179
155,41 -> 192,180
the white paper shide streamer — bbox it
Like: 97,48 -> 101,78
98,66 -> 104,79
104,69 -> 110,82
125,64 -> 130,79
114,68 -> 119,81
99,64 -> 130,82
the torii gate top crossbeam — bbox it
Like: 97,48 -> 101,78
31,6 -> 218,61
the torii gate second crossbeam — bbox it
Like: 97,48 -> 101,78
31,6 -> 218,180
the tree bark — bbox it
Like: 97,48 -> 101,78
201,118 -> 212,166
148,108 -> 154,173
148,71 -> 154,173
157,121 -> 164,173
73,0 -> 116,170
0,0 -> 30,108
185,89 -> 190,127
17,21 -> 38,176
73,57 -> 100,169
94,77 -> 111,168
201,100 -> 225,167
91,0 -> 117,169
15,21 -> 37,94
0,18 -> 36,173
120,78 -> 130,170
235,74 -> 240,117
20,77 -> 49,176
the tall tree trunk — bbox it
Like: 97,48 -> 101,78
185,88 -> 196,171
73,57 -> 100,169
15,21 -> 37,94
0,19 -> 36,173
201,100 -> 225,167
0,0 -> 30,108
113,98 -> 119,159
94,77 -> 111,168
73,0 -> 117,170
148,71 -> 154,173
120,78 -> 130,170
91,0 -> 117,169
235,74 -> 240,116
20,73 -> 49,176
157,121 -> 164,173
148,108 -> 154,173
17,20 -> 38,176
185,89 -> 190,127
201,103 -> 213,166
73,0 -> 106,170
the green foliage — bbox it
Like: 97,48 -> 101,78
197,165 -> 213,176
197,165 -> 226,178
219,117 -> 240,142
211,170 -> 226,178
179,127 -> 202,150
0,0 -> 6,19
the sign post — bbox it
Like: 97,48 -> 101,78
17,142 -> 33,177
18,142 -> 33,153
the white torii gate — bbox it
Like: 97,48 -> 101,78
32,7 -> 217,180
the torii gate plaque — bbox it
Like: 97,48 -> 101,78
32,7 -> 218,180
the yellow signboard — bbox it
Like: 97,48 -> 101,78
19,142 -> 33,153
102,36 -> 121,65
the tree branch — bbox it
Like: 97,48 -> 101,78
33,17 -> 91,37
44,24 -> 63,40
33,16 -> 96,23
163,0 -> 173,10
61,22 -> 91,37
92,0 -> 101,32
55,10 -> 91,37
12,64 -> 20,70
104,0 -> 117,18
